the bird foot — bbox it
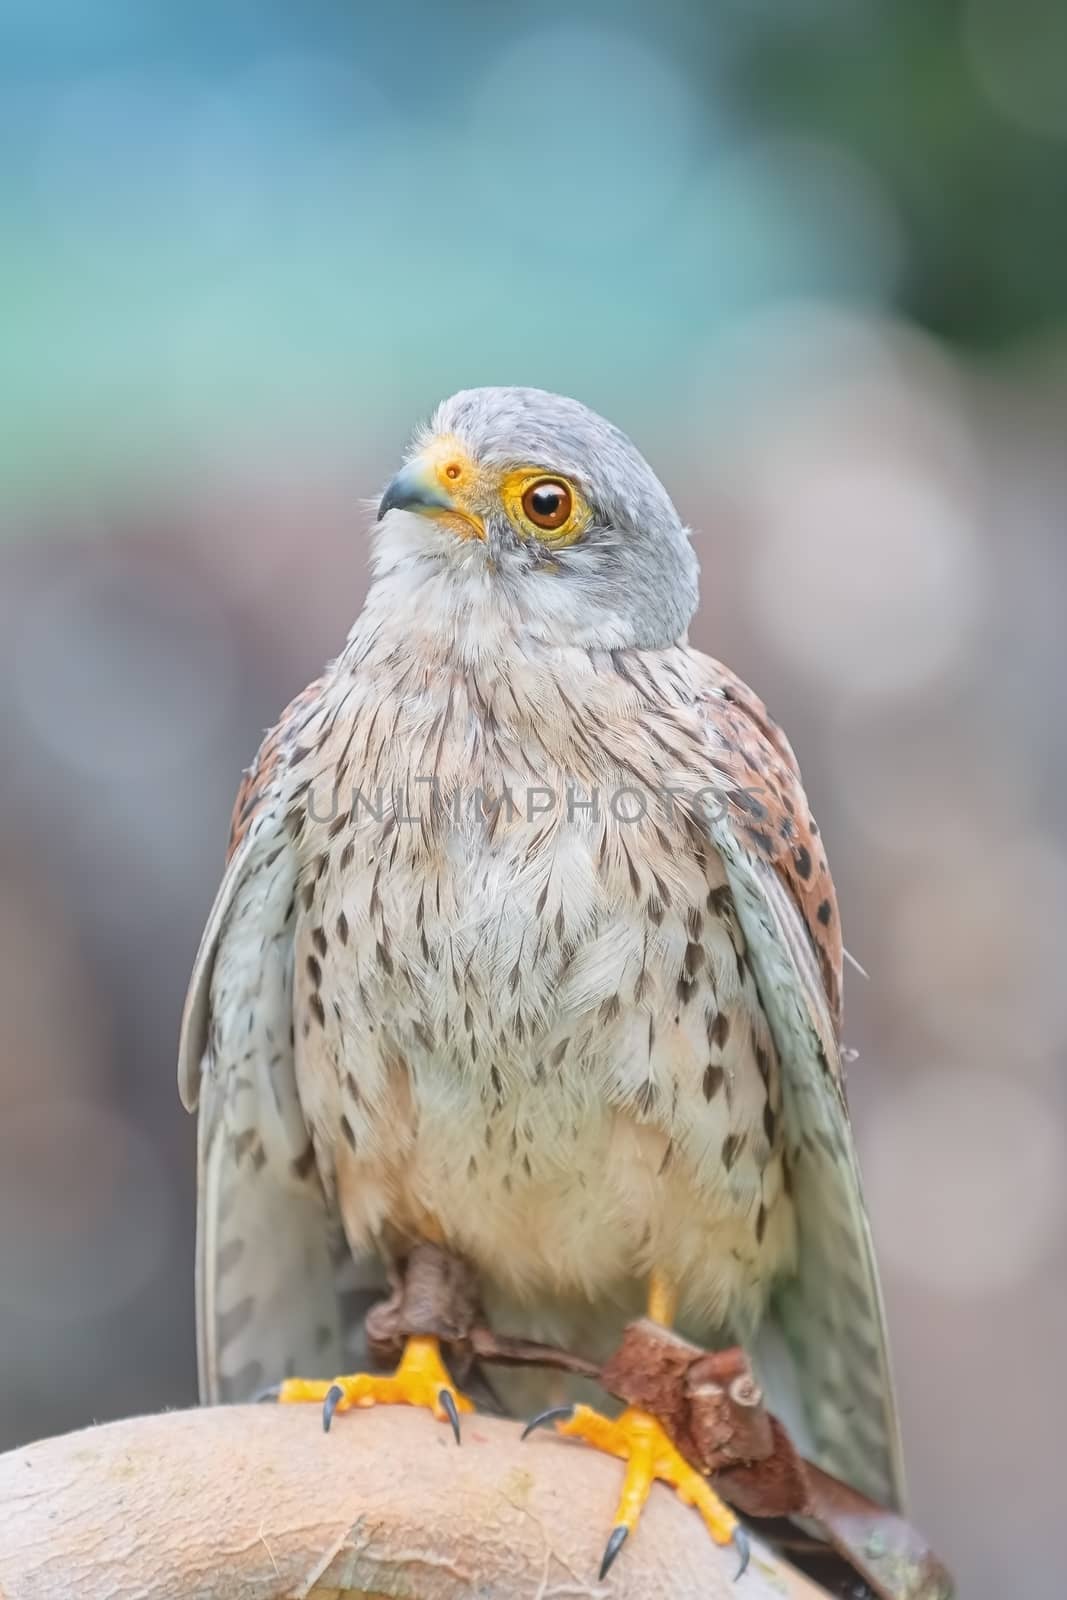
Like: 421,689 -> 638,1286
523,1402 -> 748,1580
278,1334 -> 474,1440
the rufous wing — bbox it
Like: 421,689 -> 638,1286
697,658 -> 906,1510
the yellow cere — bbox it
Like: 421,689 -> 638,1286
419,434 -> 490,540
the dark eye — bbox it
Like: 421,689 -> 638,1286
521,479 -> 572,531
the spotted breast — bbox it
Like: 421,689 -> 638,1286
276,617 -> 795,1344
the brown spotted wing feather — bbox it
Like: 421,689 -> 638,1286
694,653 -> 906,1510
226,677 -> 328,862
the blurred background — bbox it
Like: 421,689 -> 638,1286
1,2 -> 1065,1595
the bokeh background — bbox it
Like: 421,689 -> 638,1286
2,3 -> 1065,1595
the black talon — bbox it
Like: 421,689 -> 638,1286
252,1383 -> 281,1404
322,1383 -> 344,1433
520,1404 -> 575,1440
439,1387 -> 462,1445
732,1525 -> 751,1581
599,1525 -> 629,1580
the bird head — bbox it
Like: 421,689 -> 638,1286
374,387 -> 699,650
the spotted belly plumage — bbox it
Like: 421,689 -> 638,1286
286,655 -> 794,1343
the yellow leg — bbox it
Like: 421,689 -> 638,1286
523,1273 -> 748,1580
555,1405 -> 741,1574
647,1266 -> 677,1327
278,1335 -> 474,1440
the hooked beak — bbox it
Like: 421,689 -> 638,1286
377,455 -> 485,540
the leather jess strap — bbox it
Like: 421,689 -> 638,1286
361,1248 -> 954,1600
600,1321 -> 955,1600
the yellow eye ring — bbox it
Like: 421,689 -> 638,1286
501,469 -> 590,546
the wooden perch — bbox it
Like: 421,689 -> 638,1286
0,1405 -> 833,1600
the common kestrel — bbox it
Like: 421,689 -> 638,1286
179,387 -> 904,1575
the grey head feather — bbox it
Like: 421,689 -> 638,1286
430,387 -> 699,651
